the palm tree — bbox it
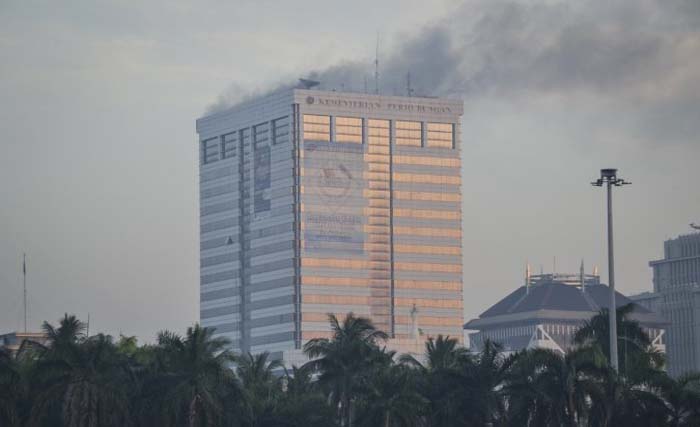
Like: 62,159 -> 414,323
303,313 -> 388,426
25,315 -> 133,426
505,347 -> 605,426
574,303 -> 660,373
0,347 -> 22,426
457,339 -> 513,426
115,335 -> 139,357
657,372 -> 700,426
29,333 -> 134,426
142,324 -> 239,427
399,335 -> 468,426
354,363 -> 426,427
401,335 -> 467,371
586,365 -> 667,427
234,351 -> 284,426
274,365 -> 337,427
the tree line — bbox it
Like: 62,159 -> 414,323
1,305 -> 699,426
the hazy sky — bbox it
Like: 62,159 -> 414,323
1,0 -> 698,342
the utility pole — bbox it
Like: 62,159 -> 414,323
592,168 -> 630,371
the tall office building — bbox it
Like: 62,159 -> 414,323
635,230 -> 700,376
196,88 -> 464,362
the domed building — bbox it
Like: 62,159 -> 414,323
464,265 -> 667,355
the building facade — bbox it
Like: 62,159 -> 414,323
0,332 -> 48,355
465,268 -> 667,355
196,89 -> 464,362
641,230 -> 700,377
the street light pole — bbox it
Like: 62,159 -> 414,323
592,168 -> 630,371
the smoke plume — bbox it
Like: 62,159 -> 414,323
207,0 -> 700,145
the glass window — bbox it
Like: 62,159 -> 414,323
368,119 -> 390,145
335,116 -> 363,143
395,121 -> 422,146
201,137 -> 219,164
272,117 -> 289,145
393,226 -> 462,238
393,209 -> 460,220
393,191 -> 461,202
394,262 -> 462,273
253,122 -> 269,149
426,122 -> 454,148
303,114 -> 330,141
394,244 -> 461,255
240,128 -> 250,146
393,173 -> 461,185
393,155 -> 460,168
221,132 -> 237,159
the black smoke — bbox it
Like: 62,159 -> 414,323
207,0 -> 700,145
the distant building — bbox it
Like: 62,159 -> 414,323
196,88 -> 464,364
637,230 -> 700,377
0,331 -> 48,355
465,266 -> 667,355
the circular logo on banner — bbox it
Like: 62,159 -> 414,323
317,162 -> 353,202
306,96 -> 315,105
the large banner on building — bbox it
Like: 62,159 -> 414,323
302,141 -> 365,254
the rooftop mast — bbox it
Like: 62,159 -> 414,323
23,253 -> 27,333
374,32 -> 380,95
406,72 -> 413,97
525,262 -> 531,294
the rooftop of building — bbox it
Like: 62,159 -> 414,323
0,331 -> 48,351
197,82 -> 464,126
465,269 -> 668,330
479,281 -> 648,318
650,229 -> 700,265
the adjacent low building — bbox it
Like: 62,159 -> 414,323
0,331 -> 48,355
465,267 -> 667,355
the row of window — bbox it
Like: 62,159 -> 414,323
300,257 -> 461,272
300,276 -> 461,291
303,114 -> 456,149
201,116 -> 289,165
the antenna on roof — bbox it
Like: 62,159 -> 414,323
22,253 -> 27,333
406,72 -> 414,97
364,76 -> 368,94
374,32 -> 380,95
580,259 -> 586,293
525,262 -> 531,294
298,78 -> 320,89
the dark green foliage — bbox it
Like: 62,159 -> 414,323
302,313 -> 389,426
3,309 -> 700,426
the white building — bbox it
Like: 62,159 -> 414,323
633,229 -> 700,377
